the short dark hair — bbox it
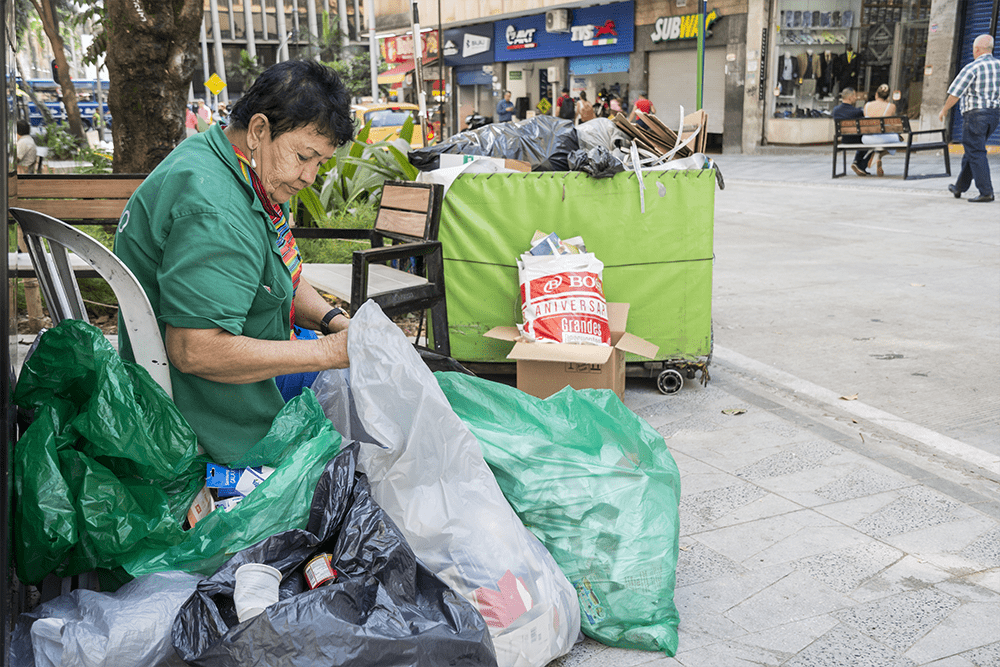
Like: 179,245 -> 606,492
16,120 -> 30,136
229,60 -> 354,147
562,87 -> 569,93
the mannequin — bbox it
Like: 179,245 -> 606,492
797,49 -> 818,99
777,50 -> 799,96
819,49 -> 835,98
838,46 -> 859,90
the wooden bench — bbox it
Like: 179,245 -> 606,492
833,116 -> 950,180
9,174 -> 146,278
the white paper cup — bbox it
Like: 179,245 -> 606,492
234,563 -> 282,622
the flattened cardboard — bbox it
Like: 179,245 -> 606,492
438,154 -> 532,172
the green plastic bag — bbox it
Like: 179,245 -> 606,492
437,372 -> 682,655
13,320 -> 341,584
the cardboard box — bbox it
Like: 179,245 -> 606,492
438,153 -> 532,172
484,303 -> 658,399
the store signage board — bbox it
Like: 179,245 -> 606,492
651,9 -> 719,43
443,24 -> 494,66
381,30 -> 439,64
494,0 -> 635,62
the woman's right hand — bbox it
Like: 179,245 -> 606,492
322,329 -> 350,369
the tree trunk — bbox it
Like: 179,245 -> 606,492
105,0 -> 203,173
30,0 -> 86,140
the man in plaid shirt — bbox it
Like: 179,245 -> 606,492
940,34 -> 1000,203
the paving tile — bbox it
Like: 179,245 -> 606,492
546,637 -> 608,667
850,555 -> 954,603
918,656 -> 979,667
751,523 -> 874,568
673,464 -> 740,496
694,509 -> 841,568
960,527 -> 1000,568
833,587 -> 961,652
569,646 -> 669,667
671,640 -> 788,667
905,603 -> 1000,664
725,615 -> 840,658
794,541 -> 904,594
936,578 -> 1000,604
678,480 -> 768,534
784,624 -> 916,667
735,440 -> 845,481
724,569 -> 854,633
815,465 -> 913,503
963,642 -> 1000,667
713,491 -> 804,529
675,540 -> 744,587
880,515 -> 1000,569
964,568 -> 1000,595
852,486 -> 966,539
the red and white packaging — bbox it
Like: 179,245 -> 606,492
518,252 -> 611,345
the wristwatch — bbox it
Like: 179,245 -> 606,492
320,307 -> 346,335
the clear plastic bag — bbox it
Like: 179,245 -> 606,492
312,302 -> 580,667
10,571 -> 202,667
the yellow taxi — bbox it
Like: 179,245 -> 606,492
352,102 -> 433,148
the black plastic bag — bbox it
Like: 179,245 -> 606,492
172,443 -> 497,667
410,115 -> 579,172
568,146 -> 625,178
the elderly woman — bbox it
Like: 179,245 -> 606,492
114,60 -> 355,464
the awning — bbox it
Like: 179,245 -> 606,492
378,58 -> 439,85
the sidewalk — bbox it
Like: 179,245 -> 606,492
548,358 -> 999,667
546,148 -> 999,667
713,146 -> 999,195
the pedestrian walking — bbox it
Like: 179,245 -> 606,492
576,91 -> 596,124
939,34 -> 1000,203
496,91 -> 514,123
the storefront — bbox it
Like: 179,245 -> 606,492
763,0 -> 934,145
949,0 -> 1000,145
378,30 -> 442,107
493,1 -> 635,116
633,1 -> 747,149
442,23 -> 496,132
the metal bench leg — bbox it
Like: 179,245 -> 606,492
429,302 -> 450,357
944,147 -> 951,176
904,150 -> 911,179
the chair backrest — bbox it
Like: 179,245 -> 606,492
9,207 -> 173,399
374,181 -> 444,243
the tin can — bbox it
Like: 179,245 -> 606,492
303,553 -> 338,589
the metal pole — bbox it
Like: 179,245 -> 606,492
276,0 -> 289,61
243,0 -> 257,58
438,0 -> 444,141
366,0 -> 378,99
410,0 -> 428,147
306,0 -> 319,60
210,0 -> 230,103
697,0 -> 706,110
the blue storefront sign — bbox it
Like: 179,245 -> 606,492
443,24 -> 495,67
494,1 -> 634,63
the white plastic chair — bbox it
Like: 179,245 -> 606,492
9,207 -> 173,398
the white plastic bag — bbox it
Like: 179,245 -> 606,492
518,252 -> 611,345
10,571 -> 202,667
312,302 -> 580,667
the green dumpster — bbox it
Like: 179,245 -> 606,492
438,170 -> 714,391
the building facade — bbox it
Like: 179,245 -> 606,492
188,0 -> 997,151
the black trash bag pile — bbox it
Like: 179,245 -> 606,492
172,443 -> 497,667
568,146 -> 625,178
409,115 -> 579,172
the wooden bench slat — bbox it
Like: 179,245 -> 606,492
375,208 -> 429,238
380,184 -> 431,213
17,199 -> 129,221
18,178 -> 142,200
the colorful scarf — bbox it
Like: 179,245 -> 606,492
232,145 -> 303,333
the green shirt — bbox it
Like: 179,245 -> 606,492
115,125 -> 293,464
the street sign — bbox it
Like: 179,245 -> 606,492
205,73 -> 227,95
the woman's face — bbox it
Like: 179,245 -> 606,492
256,122 -> 338,204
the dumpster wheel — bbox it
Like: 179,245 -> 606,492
657,369 -> 685,395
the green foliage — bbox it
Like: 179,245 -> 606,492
37,124 -> 83,160
75,147 -> 113,174
295,202 -> 378,266
236,50 -> 265,90
292,119 -> 418,228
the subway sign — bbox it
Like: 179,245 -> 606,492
651,9 -> 719,42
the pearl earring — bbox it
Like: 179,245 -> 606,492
250,149 -> 257,169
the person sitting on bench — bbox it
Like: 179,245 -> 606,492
832,88 -> 872,177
